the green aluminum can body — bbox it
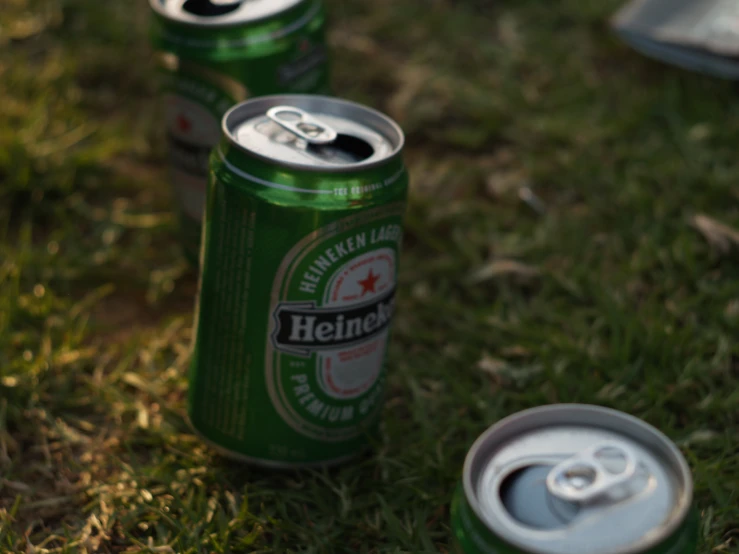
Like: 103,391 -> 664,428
150,0 -> 331,264
451,405 -> 698,554
188,95 -> 408,466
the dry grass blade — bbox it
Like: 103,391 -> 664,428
123,537 -> 175,553
690,214 -> 739,253
485,168 -> 528,198
2,1 -> 63,43
466,259 -> 540,285
476,354 -> 507,376
0,479 -> 32,493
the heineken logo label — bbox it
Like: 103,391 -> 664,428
161,68 -> 239,222
167,133 -> 212,177
266,210 -> 405,441
164,92 -> 222,148
272,287 -> 396,355
277,37 -> 327,88
164,93 -> 220,221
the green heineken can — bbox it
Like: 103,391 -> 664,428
149,0 -> 330,264
451,404 -> 698,554
189,95 -> 407,466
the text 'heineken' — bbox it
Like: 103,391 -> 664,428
189,95 -> 408,466
451,404 -> 697,554
149,0 -> 330,263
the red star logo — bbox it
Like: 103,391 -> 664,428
358,269 -> 380,296
176,114 -> 192,133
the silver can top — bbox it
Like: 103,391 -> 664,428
464,404 -> 693,554
150,0 -> 305,27
223,95 -> 404,172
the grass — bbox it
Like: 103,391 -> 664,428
1,0 -> 738,551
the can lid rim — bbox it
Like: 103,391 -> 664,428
222,95 -> 406,173
462,404 -> 694,554
149,0 -> 306,28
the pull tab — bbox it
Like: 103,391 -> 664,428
267,106 -> 338,145
546,442 -> 639,503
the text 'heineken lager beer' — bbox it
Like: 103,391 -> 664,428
189,95 -> 408,467
149,0 -> 330,263
452,405 -> 698,554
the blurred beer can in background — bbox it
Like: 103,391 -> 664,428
149,0 -> 330,264
451,404 -> 698,554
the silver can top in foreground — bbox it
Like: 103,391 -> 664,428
223,95 -> 404,171
464,404 -> 693,554
150,0 -> 305,27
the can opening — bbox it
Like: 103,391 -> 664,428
499,465 -> 580,530
306,134 -> 375,165
182,0 -> 242,16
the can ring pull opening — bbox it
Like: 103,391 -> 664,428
546,442 -> 639,503
267,106 -> 338,145
182,0 -> 242,16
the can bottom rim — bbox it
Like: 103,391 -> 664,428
188,418 -> 363,469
